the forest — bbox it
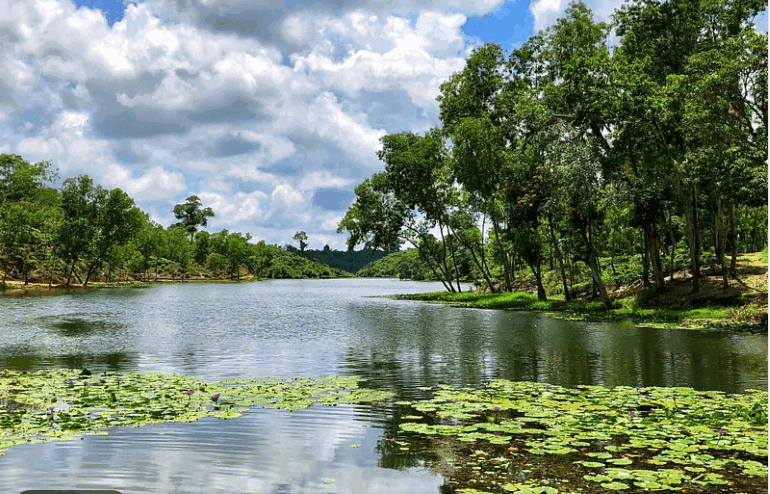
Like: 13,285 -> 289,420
338,0 -> 768,310
0,154 -> 363,286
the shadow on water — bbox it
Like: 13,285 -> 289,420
0,350 -> 136,373
38,315 -> 127,337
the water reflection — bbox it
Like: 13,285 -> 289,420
341,302 -> 767,393
4,407 -> 444,494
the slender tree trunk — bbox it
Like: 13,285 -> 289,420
437,225 -> 459,292
610,245 -> 617,275
415,240 -> 454,292
449,222 -> 495,293
682,183 -> 702,293
84,264 -> 95,287
588,251 -> 611,309
444,227 -> 463,293
491,213 -> 512,291
641,228 -> 650,288
548,215 -> 571,301
668,209 -> 676,281
645,220 -> 665,288
728,203 -> 738,278
65,258 -> 76,286
715,198 -> 729,289
584,227 -> 611,309
529,259 -> 547,301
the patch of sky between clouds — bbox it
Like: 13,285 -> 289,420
74,0 -> 127,26
460,0 -> 534,52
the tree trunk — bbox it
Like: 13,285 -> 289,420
728,202 -> 738,278
491,214 -> 512,292
444,227 -> 463,293
584,228 -> 611,309
436,225 -> 457,292
451,223 -> 496,293
548,215 -> 571,301
65,258 -> 76,286
588,251 -> 611,309
415,241 -> 454,292
84,265 -> 94,287
529,259 -> 547,301
714,198 -> 729,289
641,228 -> 650,288
645,220 -> 665,288
668,208 -> 676,282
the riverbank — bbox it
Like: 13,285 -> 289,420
0,274 -> 257,297
390,253 -> 768,332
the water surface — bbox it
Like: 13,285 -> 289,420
0,279 -> 765,493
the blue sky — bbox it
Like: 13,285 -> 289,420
3,0 -> 765,249
76,0 -> 538,49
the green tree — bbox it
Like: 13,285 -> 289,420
83,187 -> 144,285
438,43 -> 516,292
57,176 -> 100,285
194,231 -> 211,266
377,129 -> 465,291
292,231 -> 308,254
172,195 -> 214,241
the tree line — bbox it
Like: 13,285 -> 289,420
286,230 -> 397,273
338,0 -> 768,306
0,155 -> 349,286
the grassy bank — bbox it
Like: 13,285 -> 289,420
390,252 -> 768,332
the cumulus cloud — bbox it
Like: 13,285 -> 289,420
529,0 -> 632,32
0,0 -> 504,248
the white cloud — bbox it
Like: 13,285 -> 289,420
102,165 -> 187,202
0,0 -> 504,249
530,0 -> 630,32
198,190 -> 269,224
299,171 -> 356,191
529,0 -> 570,32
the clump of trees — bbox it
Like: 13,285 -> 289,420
0,155 -> 350,286
339,0 -> 767,304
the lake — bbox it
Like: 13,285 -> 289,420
0,279 -> 766,493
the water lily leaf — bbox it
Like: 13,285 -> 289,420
600,481 -> 629,490
606,458 -> 633,465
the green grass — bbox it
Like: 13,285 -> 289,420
391,291 -> 757,331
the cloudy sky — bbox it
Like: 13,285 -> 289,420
1,0 -> 766,249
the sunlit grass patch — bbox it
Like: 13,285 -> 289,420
393,291 -> 764,331
394,381 -> 768,493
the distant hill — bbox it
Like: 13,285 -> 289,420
284,245 -> 398,273
355,249 -> 434,280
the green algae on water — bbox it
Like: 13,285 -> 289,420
0,369 -> 393,456
394,380 -> 768,493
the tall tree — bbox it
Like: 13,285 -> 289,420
292,231 -> 308,254
438,43 -> 517,292
377,129 -> 465,291
172,195 -> 215,241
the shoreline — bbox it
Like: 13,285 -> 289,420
0,274 -> 355,297
388,291 -> 768,333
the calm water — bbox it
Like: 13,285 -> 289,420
0,279 -> 766,493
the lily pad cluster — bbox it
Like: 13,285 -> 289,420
0,369 -> 393,456
393,380 -> 768,493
